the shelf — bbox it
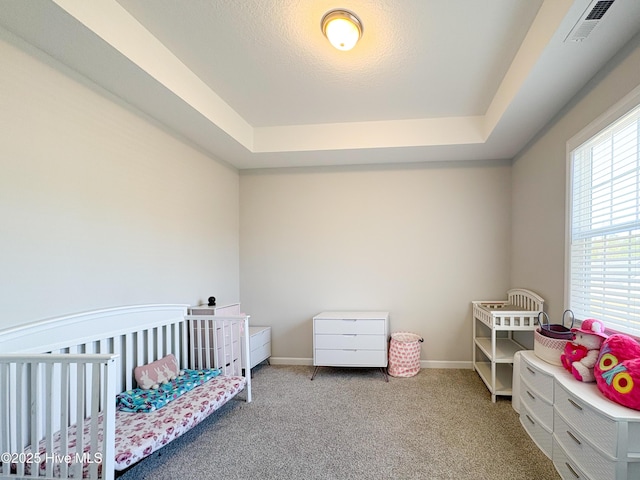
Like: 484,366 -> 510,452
474,337 -> 526,362
474,361 -> 513,397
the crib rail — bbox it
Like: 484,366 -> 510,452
185,315 -> 252,402
0,354 -> 116,480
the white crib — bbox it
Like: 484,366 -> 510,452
0,304 -> 251,479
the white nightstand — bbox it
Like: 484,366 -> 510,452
243,326 -> 271,370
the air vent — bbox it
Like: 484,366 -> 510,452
565,0 -> 615,43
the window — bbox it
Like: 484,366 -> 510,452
568,94 -> 640,336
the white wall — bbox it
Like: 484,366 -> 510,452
511,33 -> 640,322
0,31 -> 240,329
240,162 -> 512,364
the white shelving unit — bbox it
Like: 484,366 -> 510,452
472,289 -> 544,402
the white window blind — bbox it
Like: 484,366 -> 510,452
569,104 -> 640,335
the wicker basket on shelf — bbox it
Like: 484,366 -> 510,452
534,328 -> 569,366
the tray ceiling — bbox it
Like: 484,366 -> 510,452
1,0 -> 639,169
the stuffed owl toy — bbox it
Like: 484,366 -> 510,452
595,333 -> 640,411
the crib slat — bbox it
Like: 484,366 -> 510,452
188,321 -> 194,369
88,362 -> 101,479
30,362 -> 41,475
59,361 -> 70,479
0,363 -> 9,475
136,331 -> 144,372
45,363 -> 54,478
232,321 -> 238,374
15,362 -> 25,477
179,320 -> 188,371
124,333 -> 134,391
197,319 -> 205,369
102,357 -> 116,480
99,338 -> 107,353
218,322 -> 225,372
74,363 -> 85,479
242,315 -> 252,402
146,328 -> 153,364
156,326 -> 164,359
164,324 -> 170,357
67,345 -> 78,426
112,338 -> 122,394
205,320 -> 211,369
84,343 -> 95,412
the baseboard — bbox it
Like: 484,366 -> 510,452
270,357 -> 313,366
270,357 -> 473,369
420,360 -> 473,369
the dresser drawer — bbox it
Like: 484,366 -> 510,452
555,380 -> 618,458
217,352 -> 239,370
520,401 -> 553,459
314,349 -> 386,367
554,411 -> 620,480
521,377 -> 554,431
245,326 -> 271,369
553,438 -> 589,480
216,322 -> 240,348
521,354 -> 554,404
250,343 -> 270,366
249,327 -> 270,350
315,334 -> 386,350
217,341 -> 239,366
314,318 -> 386,335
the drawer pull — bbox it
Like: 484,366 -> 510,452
568,398 -> 583,411
567,430 -> 581,445
342,319 -> 357,322
526,390 -> 535,400
525,414 -> 535,425
526,366 -> 536,375
565,462 -> 580,479
342,334 -> 357,337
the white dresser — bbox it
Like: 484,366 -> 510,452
312,311 -> 389,380
519,351 -> 640,479
520,351 -> 555,458
243,326 -> 271,370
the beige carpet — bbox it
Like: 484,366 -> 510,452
118,365 -> 560,480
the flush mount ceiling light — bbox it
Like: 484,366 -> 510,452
321,9 -> 363,51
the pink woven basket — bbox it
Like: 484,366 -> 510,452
388,332 -> 423,377
534,328 -> 569,366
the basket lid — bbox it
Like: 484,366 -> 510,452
391,332 -> 423,343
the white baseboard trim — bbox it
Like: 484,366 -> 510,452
421,360 -> 473,369
270,357 -> 473,369
270,357 -> 313,366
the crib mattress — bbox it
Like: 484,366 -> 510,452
10,375 -> 246,477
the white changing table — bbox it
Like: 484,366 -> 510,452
472,289 -> 544,402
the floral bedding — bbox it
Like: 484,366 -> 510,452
9,375 -> 246,477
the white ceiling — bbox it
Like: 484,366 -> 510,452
1,0 -> 639,169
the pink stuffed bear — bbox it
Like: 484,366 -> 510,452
560,318 -> 608,382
